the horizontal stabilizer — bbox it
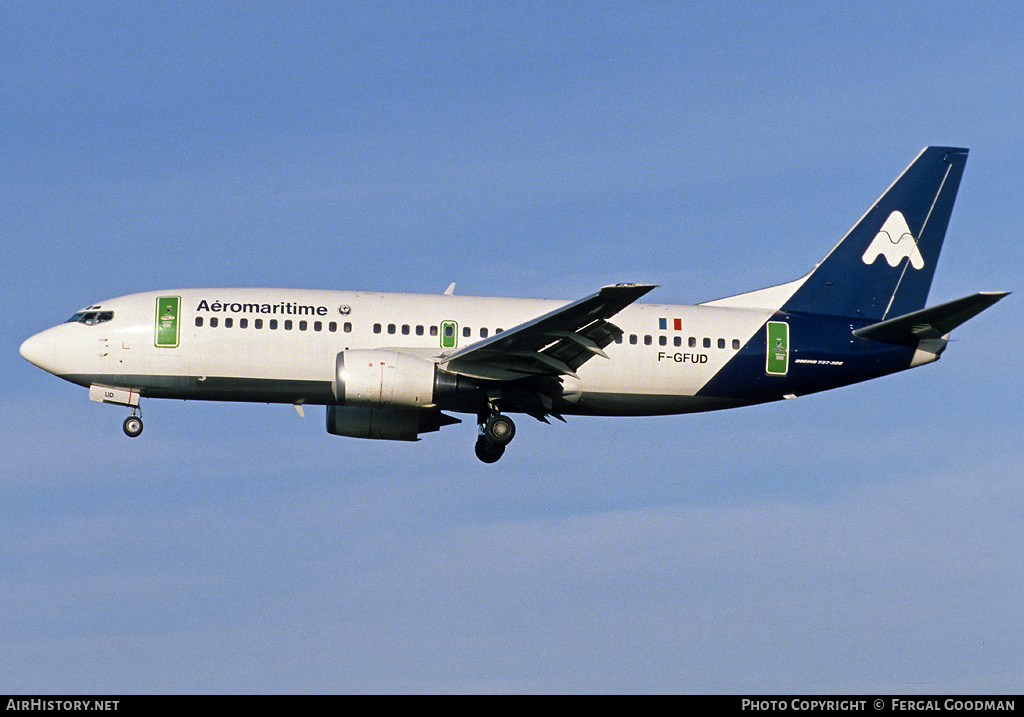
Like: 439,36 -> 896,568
853,291 -> 1009,346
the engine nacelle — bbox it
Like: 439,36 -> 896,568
335,349 -> 476,410
335,349 -> 442,408
326,405 -> 460,441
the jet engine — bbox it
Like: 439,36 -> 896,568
326,405 -> 460,441
334,349 -> 473,408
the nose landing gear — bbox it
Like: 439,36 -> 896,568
475,411 -> 516,463
122,411 -> 143,438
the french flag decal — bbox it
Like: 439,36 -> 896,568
659,318 -> 683,330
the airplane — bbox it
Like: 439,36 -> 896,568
19,147 -> 1008,463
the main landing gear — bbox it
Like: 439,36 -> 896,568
474,411 -> 516,463
122,410 -> 143,438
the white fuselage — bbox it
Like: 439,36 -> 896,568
22,288 -> 777,417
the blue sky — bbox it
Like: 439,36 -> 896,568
2,1 -> 1022,693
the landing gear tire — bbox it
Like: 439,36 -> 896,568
475,437 -> 505,464
475,412 -> 515,463
483,414 -> 516,446
123,415 -> 143,438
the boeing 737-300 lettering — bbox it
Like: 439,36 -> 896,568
20,147 -> 1009,462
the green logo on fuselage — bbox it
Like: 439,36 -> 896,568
440,320 -> 458,349
766,321 -> 789,375
155,296 -> 181,348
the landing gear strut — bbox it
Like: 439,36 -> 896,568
475,411 -> 515,463
123,411 -> 143,438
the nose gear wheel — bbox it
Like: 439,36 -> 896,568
123,413 -> 143,438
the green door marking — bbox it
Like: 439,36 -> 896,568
440,320 -> 458,349
155,296 -> 181,348
766,321 -> 789,375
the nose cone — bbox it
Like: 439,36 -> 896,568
20,329 -> 59,375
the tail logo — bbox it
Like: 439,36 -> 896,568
861,210 -> 925,270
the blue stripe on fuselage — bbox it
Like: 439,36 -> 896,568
696,312 -> 917,403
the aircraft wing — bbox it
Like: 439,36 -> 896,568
439,283 -> 656,381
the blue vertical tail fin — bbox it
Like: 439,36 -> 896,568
781,147 -> 968,320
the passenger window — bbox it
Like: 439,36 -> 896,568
480,328 -> 488,338
430,326 -> 438,337
255,319 -> 263,329
732,339 -> 740,349
689,337 -> 696,348
210,317 -> 219,328
644,335 -> 652,346
343,322 -> 351,333
674,336 -> 681,347
387,324 -> 396,334
225,318 -> 233,329
659,336 -> 667,346
401,324 -> 410,335
718,338 -> 725,349
615,335 -> 623,344
284,320 -> 293,331
195,317 -> 204,327
463,327 -> 471,338
270,319 -> 278,330
299,321 -> 307,331
703,337 -> 711,348
373,323 -> 381,334
416,325 -> 424,336
629,335 -> 638,345
313,321 -> 322,332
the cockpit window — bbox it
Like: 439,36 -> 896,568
66,311 -> 114,326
